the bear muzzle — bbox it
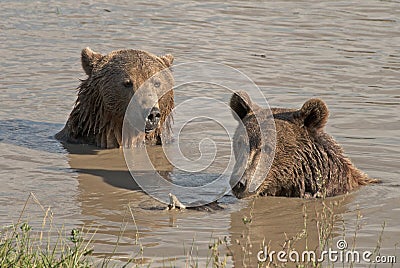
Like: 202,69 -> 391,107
232,181 -> 254,199
145,106 -> 161,133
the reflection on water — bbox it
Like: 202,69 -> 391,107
1,0 -> 399,266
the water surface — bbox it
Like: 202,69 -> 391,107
1,0 -> 399,267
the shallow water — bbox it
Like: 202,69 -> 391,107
1,0 -> 399,267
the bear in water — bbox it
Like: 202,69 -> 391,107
56,47 -> 174,148
229,91 -> 377,198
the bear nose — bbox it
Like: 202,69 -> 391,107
232,181 -> 250,199
147,107 -> 161,123
145,107 -> 161,133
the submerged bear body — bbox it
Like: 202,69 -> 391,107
56,48 -> 174,148
230,91 -> 377,198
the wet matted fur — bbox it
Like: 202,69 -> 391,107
56,48 -> 174,148
230,91 -> 378,198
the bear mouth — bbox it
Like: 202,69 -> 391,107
144,107 -> 161,133
144,120 -> 159,133
145,127 -> 156,133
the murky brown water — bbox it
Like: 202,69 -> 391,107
1,0 -> 399,267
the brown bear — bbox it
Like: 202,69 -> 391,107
229,91 -> 377,198
55,47 -> 174,148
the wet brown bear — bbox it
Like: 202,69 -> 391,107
55,47 -> 174,148
230,91 -> 377,198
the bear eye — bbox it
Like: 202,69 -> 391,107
123,79 -> 133,88
153,80 -> 161,88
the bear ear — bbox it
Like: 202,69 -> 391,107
230,91 -> 253,121
299,98 -> 329,131
81,47 -> 103,75
160,54 -> 174,67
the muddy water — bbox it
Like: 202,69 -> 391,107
1,0 -> 399,267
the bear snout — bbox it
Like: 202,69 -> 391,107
145,107 -> 161,133
232,181 -> 251,199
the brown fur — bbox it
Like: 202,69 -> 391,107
55,48 -> 174,148
230,91 -> 377,198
